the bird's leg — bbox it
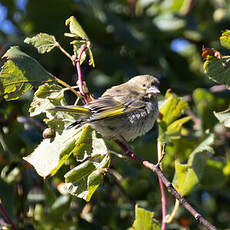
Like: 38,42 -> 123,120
115,136 -> 134,155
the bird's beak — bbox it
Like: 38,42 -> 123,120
147,86 -> 160,95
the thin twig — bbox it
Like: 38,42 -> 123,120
50,73 -> 82,98
0,201 -> 18,230
115,140 -> 217,230
56,42 -> 73,62
156,142 -> 167,167
76,44 -> 88,104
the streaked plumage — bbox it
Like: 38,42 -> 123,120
49,75 -> 160,141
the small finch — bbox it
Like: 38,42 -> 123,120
49,75 -> 160,142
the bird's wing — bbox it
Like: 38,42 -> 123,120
87,94 -> 145,121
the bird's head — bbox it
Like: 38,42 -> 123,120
128,75 -> 160,98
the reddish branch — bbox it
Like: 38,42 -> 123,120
157,143 -> 167,230
76,44 -> 88,104
0,202 -> 18,230
115,140 -> 217,230
158,176 -> 166,230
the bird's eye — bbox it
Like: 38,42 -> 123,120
142,83 -> 146,88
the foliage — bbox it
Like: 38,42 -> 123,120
0,1 -> 230,229
0,46 -> 53,100
129,205 -> 160,230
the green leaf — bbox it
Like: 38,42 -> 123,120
220,30 -> 230,49
214,107 -> 230,127
30,83 -> 76,133
24,33 -> 58,54
0,46 -> 53,100
23,126 -> 92,178
130,204 -> 160,230
86,169 -> 103,201
203,57 -> 230,86
64,160 -> 96,183
72,125 -> 93,160
65,16 -> 88,40
29,83 -> 66,117
189,134 -> 215,156
172,134 -> 214,196
159,89 -> 188,126
166,116 -> 191,137
87,46 -> 95,68
172,162 -> 199,196
63,132 -> 110,201
64,155 -> 110,201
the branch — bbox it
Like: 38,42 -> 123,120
0,201 -> 18,230
56,42 -> 88,104
50,74 -> 82,98
158,175 -> 166,230
115,140 -> 217,230
157,141 -> 167,230
76,44 -> 88,104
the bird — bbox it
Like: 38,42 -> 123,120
48,75 -> 160,142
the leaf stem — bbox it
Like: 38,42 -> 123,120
56,42 -> 73,62
166,199 -> 180,223
50,74 -> 82,98
0,200 -> 18,230
115,140 -> 217,230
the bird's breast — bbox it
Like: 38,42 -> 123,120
91,100 -> 158,142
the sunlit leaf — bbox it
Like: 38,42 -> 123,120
166,116 -> 191,137
65,16 -> 88,40
173,162 -> 199,196
64,155 -> 110,201
24,33 -> 58,54
72,125 -> 93,160
130,204 -> 160,230
159,89 -> 188,126
66,17 -> 95,68
203,57 -> 230,86
23,125 -> 92,178
172,134 -> 214,196
63,132 -> 110,201
87,46 -> 95,67
29,83 -> 66,117
189,134 -> 215,156
214,107 -> 230,127
0,46 -> 53,100
86,169 -> 103,201
30,83 -> 76,132
220,30 -> 230,49
65,160 -> 96,183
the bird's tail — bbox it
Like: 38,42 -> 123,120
48,105 -> 91,129
48,105 -> 91,116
